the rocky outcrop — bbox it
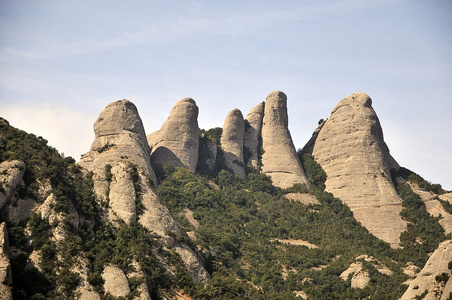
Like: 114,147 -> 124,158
244,102 -> 264,169
147,98 -> 199,173
340,255 -> 392,289
102,265 -> 130,297
79,100 -> 210,284
79,100 -> 156,224
306,92 -> 406,248
409,183 -> 452,235
261,91 -> 309,188
0,160 -> 25,210
0,223 -> 12,300
400,240 -> 452,299
221,109 -> 246,179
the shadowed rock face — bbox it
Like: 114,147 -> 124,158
221,108 -> 246,179
261,91 -> 309,188
307,92 -> 406,248
244,102 -> 264,169
147,98 -> 199,173
79,100 -> 210,284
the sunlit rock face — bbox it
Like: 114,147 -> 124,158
261,91 -> 309,189
79,99 -> 210,284
306,92 -> 406,248
221,108 -> 246,179
400,240 -> 452,299
147,98 -> 200,173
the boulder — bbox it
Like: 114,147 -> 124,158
261,91 -> 309,188
244,102 -> 264,169
306,92 -> 406,248
102,265 -> 130,297
221,109 -> 246,179
148,98 -> 199,173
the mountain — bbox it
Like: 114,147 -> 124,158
0,91 -> 451,299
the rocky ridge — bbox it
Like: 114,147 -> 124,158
306,92 -> 406,248
147,98 -> 200,173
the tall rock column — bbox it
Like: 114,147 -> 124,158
261,91 -> 309,188
307,92 -> 406,248
221,109 -> 246,179
147,98 -> 199,173
244,102 -> 264,169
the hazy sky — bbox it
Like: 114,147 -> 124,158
1,0 -> 451,190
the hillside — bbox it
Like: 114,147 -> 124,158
0,91 -> 451,299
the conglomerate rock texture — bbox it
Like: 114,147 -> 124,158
261,91 -> 309,189
221,108 -> 246,179
306,92 -> 406,248
79,100 -> 210,284
0,223 -> 12,300
147,98 -> 199,173
400,240 -> 452,300
244,102 -> 264,169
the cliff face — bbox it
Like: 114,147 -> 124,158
306,92 -> 406,248
221,109 -> 246,179
147,98 -> 200,173
261,91 -> 309,189
79,100 -> 210,284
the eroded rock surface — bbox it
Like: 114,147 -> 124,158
307,92 -> 406,247
261,91 -> 309,188
148,98 -> 199,173
0,160 -> 25,210
401,240 -> 452,299
102,265 -> 130,297
221,109 -> 246,179
79,99 -> 210,284
244,102 -> 264,169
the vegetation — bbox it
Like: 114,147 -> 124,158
1,120 -> 449,299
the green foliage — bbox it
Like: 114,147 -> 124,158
395,182 -> 446,267
435,272 -> 450,284
97,143 -> 115,153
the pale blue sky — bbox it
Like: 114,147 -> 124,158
1,0 -> 451,189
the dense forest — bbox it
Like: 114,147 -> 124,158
0,120 -> 450,299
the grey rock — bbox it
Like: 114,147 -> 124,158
0,160 -> 25,211
79,99 -> 210,284
221,109 -> 246,179
261,91 -> 309,188
307,92 -> 406,248
148,98 -> 199,173
244,102 -> 264,169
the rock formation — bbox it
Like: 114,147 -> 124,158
401,240 -> 452,299
261,91 -> 309,188
0,223 -> 12,300
244,102 -> 264,169
306,92 -> 406,248
147,98 -> 199,173
102,265 -> 130,297
79,100 -> 210,284
0,160 -> 25,211
221,108 -> 246,179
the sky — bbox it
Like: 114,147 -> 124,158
1,0 -> 451,190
